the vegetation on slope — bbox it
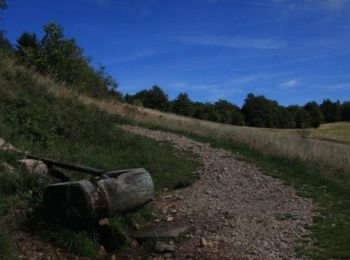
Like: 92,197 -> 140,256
68,95 -> 350,172
0,59 -> 199,258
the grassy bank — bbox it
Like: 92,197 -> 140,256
4,60 -> 349,172
69,89 -> 350,172
0,59 -> 200,257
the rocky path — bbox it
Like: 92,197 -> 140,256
121,125 -> 315,260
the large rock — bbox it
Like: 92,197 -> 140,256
18,159 -> 49,175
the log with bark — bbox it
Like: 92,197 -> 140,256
44,168 -> 154,228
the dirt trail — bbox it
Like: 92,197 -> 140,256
122,125 -> 315,260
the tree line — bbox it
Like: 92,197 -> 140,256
125,85 -> 350,128
0,19 -> 349,129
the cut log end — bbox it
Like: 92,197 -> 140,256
44,168 -> 154,228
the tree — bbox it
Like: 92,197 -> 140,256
145,85 -> 169,111
304,102 -> 324,128
0,0 -> 7,10
320,99 -> 342,123
15,22 -> 119,98
214,99 -> 244,125
16,32 -> 41,64
286,105 -> 311,128
0,31 -> 12,55
128,86 -> 169,111
342,101 -> 350,121
172,93 -> 193,116
242,93 -> 282,127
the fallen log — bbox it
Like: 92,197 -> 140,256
44,168 -> 154,228
26,154 -> 104,177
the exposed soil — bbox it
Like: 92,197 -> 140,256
121,125 -> 315,260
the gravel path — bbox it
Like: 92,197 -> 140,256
122,125 -> 315,260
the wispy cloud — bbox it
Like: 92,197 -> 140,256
168,80 -> 244,101
178,35 -> 286,49
279,79 -> 301,88
307,0 -> 348,10
104,50 -> 160,65
226,0 -> 349,11
324,83 -> 350,90
84,0 -> 115,6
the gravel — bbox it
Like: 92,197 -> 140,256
122,125 -> 315,260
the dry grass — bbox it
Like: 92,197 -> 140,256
264,122 -> 350,145
2,58 -> 350,172
75,96 -> 350,172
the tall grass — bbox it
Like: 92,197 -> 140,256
2,57 -> 347,172
77,96 -> 350,172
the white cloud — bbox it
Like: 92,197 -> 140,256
84,0 -> 115,6
279,79 -> 300,88
178,36 -> 286,49
104,50 -> 160,65
324,83 -> 350,90
308,0 -> 348,10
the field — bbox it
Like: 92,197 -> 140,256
72,94 -> 350,172
11,53 -> 347,166
264,122 -> 350,145
2,58 -> 350,258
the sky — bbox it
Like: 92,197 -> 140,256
1,0 -> 350,106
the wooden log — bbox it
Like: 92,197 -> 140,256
44,168 -> 154,228
27,154 -> 104,176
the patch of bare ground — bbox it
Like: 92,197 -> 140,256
121,125 -> 315,259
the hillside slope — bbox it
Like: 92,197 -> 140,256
2,58 -> 350,258
0,58 -> 199,258
71,92 -> 350,172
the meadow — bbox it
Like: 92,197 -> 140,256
75,93 -> 350,172
2,58 -> 350,258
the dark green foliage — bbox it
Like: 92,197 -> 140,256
214,99 -> 244,125
341,101 -> 350,121
321,99 -> 342,123
192,102 -> 215,120
0,0 -> 6,10
304,101 -> 324,128
37,224 -> 99,257
242,93 -> 282,127
172,93 -> 193,116
126,86 -> 348,129
286,105 -> 311,128
0,226 -> 11,259
0,31 -> 13,57
15,22 -> 120,98
126,85 -> 169,111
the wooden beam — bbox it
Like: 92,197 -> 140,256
26,154 -> 104,176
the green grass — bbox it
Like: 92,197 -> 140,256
133,123 -> 350,259
0,59 -> 200,257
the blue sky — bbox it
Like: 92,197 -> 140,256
1,0 -> 350,106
